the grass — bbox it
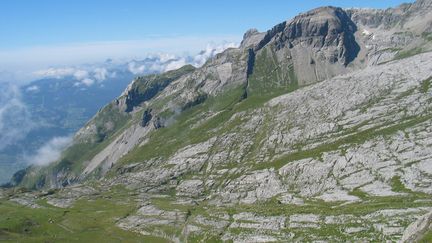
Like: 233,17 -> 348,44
390,176 -> 412,193
0,197 -> 168,242
420,230 -> 432,243
420,77 -> 432,93
349,187 -> 369,199
247,45 -> 298,97
188,234 -> 223,243
394,47 -> 425,60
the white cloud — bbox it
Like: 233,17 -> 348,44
148,62 -> 164,73
128,61 -> 147,75
93,67 -> 108,81
33,66 -> 114,87
26,85 -> 39,92
33,67 -> 76,79
192,42 -> 238,67
81,78 -> 95,86
157,53 -> 177,63
164,58 -> 187,72
34,67 -> 92,82
73,70 -> 89,80
126,41 -> 239,74
0,83 -> 35,150
25,136 -> 72,166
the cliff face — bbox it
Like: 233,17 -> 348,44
271,7 -> 359,65
254,7 -> 361,85
5,0 -> 432,242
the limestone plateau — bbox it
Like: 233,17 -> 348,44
2,0 -> 432,242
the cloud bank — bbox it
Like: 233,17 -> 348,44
0,83 -> 35,150
31,41 -> 239,87
0,35 -> 241,84
128,42 -> 238,74
25,136 -> 73,166
33,66 -> 115,87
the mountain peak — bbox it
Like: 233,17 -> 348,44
286,6 -> 356,40
240,28 -> 265,49
267,6 -> 359,67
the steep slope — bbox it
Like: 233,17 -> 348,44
3,0 -> 432,242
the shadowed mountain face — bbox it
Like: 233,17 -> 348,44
3,0 -> 432,242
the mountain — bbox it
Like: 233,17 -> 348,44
2,0 -> 432,242
0,46 -> 235,184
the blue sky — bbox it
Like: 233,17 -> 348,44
0,0 -> 413,48
0,0 -> 413,81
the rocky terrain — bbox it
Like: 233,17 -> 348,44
2,0 -> 432,242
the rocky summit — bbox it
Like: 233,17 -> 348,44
2,0 -> 432,242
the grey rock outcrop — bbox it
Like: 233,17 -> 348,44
401,211 -> 432,242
